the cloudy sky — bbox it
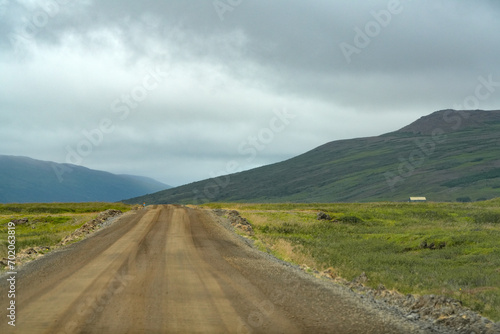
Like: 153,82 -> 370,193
1,0 -> 499,186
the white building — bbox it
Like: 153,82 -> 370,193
409,197 -> 427,202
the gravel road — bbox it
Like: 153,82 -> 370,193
1,205 -> 429,333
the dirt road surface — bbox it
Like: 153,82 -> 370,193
1,205 -> 423,333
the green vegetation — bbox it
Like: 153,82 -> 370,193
442,169 -> 500,187
0,202 -> 132,214
205,199 -> 500,321
0,203 -> 133,262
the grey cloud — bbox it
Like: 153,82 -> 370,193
1,0 -> 499,187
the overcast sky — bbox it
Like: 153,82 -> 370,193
1,0 -> 499,186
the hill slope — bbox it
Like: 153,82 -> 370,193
124,109 -> 500,204
0,156 -> 170,203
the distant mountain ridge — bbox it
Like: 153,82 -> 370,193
0,155 -> 170,203
124,109 -> 500,204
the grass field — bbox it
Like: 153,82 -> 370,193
0,203 -> 133,262
205,199 -> 500,321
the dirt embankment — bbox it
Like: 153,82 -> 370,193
59,209 -> 123,245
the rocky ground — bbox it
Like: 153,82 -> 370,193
59,209 -> 123,245
213,208 -> 255,236
301,265 -> 500,334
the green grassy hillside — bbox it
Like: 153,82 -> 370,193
125,110 -> 500,204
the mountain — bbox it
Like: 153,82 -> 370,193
0,156 -> 171,203
124,109 -> 500,204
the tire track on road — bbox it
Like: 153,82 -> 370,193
1,205 -> 422,333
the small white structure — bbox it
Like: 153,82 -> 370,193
409,197 -> 427,202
